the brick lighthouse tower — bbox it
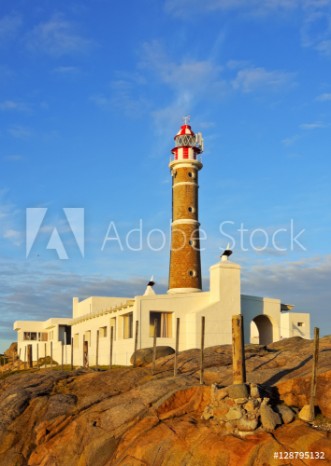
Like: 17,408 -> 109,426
168,117 -> 204,293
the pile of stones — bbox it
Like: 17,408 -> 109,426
202,382 -> 295,437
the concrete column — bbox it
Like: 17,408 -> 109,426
232,315 -> 246,384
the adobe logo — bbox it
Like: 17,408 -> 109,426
26,208 -> 84,259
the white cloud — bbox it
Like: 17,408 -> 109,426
7,125 -> 32,139
301,2 -> 331,56
140,40 -> 224,96
0,100 -> 29,112
105,40 -> 295,131
300,121 -> 326,129
25,14 -> 93,57
316,39 -> 331,56
0,14 -> 22,43
90,77 -> 150,117
0,259 -> 166,346
3,154 -> 24,161
282,134 -> 300,146
316,92 -> 331,101
52,65 -> 80,74
0,194 -> 22,248
164,0 -> 301,17
3,229 -> 22,246
232,67 -> 295,93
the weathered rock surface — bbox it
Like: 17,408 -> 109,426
4,342 -> 17,359
0,336 -> 330,465
130,346 -> 175,366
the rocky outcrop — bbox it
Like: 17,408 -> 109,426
0,336 -> 330,465
276,369 -> 331,418
4,342 -> 17,359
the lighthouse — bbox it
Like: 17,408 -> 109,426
168,117 -> 204,293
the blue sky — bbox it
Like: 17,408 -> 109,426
1,0 -> 331,352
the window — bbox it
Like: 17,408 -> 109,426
100,326 -> 107,338
188,269 -> 197,277
23,332 -> 37,341
297,322 -> 305,327
59,325 -> 71,344
38,332 -> 48,341
123,313 -> 133,339
149,312 -> 173,338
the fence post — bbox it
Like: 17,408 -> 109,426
24,346 -> 27,370
36,344 -> 39,369
96,330 -> 99,369
71,337 -> 74,370
152,318 -> 158,374
109,326 -> 114,369
83,336 -> 89,368
200,316 -> 205,385
174,318 -> 180,377
27,344 -> 33,369
232,315 -> 246,385
50,341 -> 53,368
309,327 -> 319,421
133,320 -> 139,367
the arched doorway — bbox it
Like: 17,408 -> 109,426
250,315 -> 273,345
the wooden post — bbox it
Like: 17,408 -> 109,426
152,318 -> 158,374
27,344 -> 33,369
83,336 -> 89,368
109,326 -> 114,369
71,337 -> 74,370
133,320 -> 139,367
36,344 -> 39,369
232,315 -> 246,384
61,341 -> 64,370
200,316 -> 205,385
44,343 -> 47,368
50,341 -> 53,368
309,327 -> 319,421
96,330 -> 99,369
174,318 -> 180,377
24,346 -> 27,370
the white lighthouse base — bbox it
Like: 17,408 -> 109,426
167,287 -> 202,294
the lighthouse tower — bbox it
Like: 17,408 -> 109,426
168,117 -> 204,293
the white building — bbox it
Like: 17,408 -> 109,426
13,120 -> 310,366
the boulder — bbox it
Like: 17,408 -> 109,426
276,404 -> 295,424
236,416 -> 259,432
227,384 -> 249,399
130,346 -> 175,366
298,404 -> 314,422
260,400 -> 282,432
